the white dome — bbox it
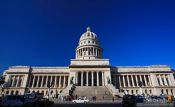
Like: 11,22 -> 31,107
76,27 -> 103,60
78,27 -> 99,47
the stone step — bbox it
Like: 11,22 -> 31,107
73,86 -> 113,100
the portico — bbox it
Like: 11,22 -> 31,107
75,71 -> 105,86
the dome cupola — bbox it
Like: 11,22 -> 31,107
76,27 -> 103,60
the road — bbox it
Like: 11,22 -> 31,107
51,102 -> 174,107
52,103 -> 122,107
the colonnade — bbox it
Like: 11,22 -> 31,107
156,74 -> 172,86
75,71 -> 105,86
8,75 -> 24,87
116,75 -> 152,87
116,74 -> 172,87
28,75 -> 69,88
76,47 -> 102,58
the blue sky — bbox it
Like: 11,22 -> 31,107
0,0 -> 175,74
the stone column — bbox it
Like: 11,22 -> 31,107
144,75 -> 148,86
93,48 -> 95,56
37,76 -> 40,87
41,76 -> 44,87
15,76 -> 19,87
97,72 -> 99,86
21,75 -> 25,87
123,75 -> 126,87
50,76 -> 53,87
63,76 -> 66,88
11,76 -> 14,87
119,75 -> 121,87
170,74 -> 175,86
159,75 -> 163,86
56,76 -> 58,87
163,75 -> 168,86
32,76 -> 35,88
12,76 -> 16,87
148,75 -> 152,86
59,76 -> 61,88
75,73 -> 78,84
136,75 -> 139,87
96,48 -> 98,56
92,72 -> 94,86
167,75 -> 172,86
86,72 -> 88,86
54,76 -> 57,88
127,75 -> 130,87
45,76 -> 48,88
139,75 -> 142,83
131,75 -> 134,87
101,72 -> 104,86
81,72 -> 83,86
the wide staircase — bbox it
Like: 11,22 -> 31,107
73,86 -> 113,100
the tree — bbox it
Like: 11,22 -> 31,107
0,76 -> 5,85
0,76 -> 5,95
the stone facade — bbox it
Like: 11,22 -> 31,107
2,27 -> 175,97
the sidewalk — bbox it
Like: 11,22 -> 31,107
53,99 -> 122,104
137,103 -> 174,107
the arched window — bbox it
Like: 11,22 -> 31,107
6,91 -> 9,95
11,90 -> 14,95
15,90 -> 19,95
171,89 -> 173,95
161,89 -> 164,94
51,90 -> 53,95
166,89 -> 168,95
131,90 -> 134,94
41,91 -> 44,95
145,90 -> 147,94
136,90 -> 138,94
149,90 -> 152,94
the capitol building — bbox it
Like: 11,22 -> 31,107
3,27 -> 175,99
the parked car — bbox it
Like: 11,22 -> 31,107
135,95 -> 145,103
0,96 -> 2,106
72,97 -> 89,103
24,92 -> 44,104
37,98 -> 54,106
122,95 -> 136,107
2,95 -> 24,107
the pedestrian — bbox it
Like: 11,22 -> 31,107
76,94 -> 78,99
112,97 -> 114,102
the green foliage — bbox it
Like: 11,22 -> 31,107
0,76 -> 5,85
